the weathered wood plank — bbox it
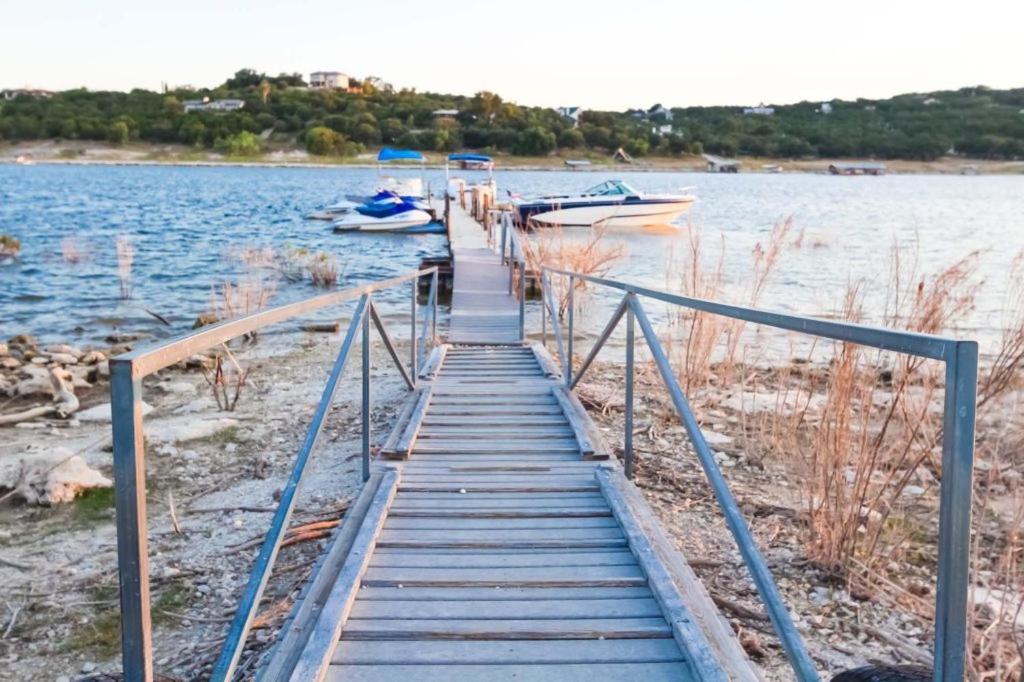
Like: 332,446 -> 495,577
597,466 -> 761,681
349,597 -> 664,620
368,550 -> 636,569
383,517 -> 618,530
330,638 -> 684,665
390,386 -> 432,457
354,586 -> 654,601
376,537 -> 626,550
325,662 -> 693,681
340,617 -> 672,641
361,564 -> 645,587
288,468 -> 400,681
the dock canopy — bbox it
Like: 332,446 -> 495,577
377,148 -> 425,162
447,153 -> 492,163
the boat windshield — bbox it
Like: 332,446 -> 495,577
581,180 -> 639,197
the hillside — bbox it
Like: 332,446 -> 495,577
2,69 -> 1023,161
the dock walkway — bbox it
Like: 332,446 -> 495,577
263,202 -> 751,681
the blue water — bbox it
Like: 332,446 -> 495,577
1,164 -> 1022,348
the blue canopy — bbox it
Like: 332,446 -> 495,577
448,153 -> 493,163
377,148 -> 424,162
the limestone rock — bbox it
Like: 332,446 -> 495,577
44,344 -> 83,360
47,352 -> 79,365
80,350 -> 106,365
0,446 -> 112,505
145,415 -> 239,444
77,401 -> 155,423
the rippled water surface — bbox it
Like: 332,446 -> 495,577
1,164 -> 1022,348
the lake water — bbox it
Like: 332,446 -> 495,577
1,164 -> 1022,352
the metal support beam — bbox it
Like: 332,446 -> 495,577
362,296 -> 372,483
934,341 -> 978,682
111,363 -> 152,682
566,275 -> 575,388
410,277 -> 417,380
624,297 -> 635,480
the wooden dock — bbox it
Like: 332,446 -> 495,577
262,202 -> 755,681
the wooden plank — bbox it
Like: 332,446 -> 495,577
552,386 -> 596,458
361,564 -> 645,587
383,517 -> 619,530
340,617 -> 673,640
376,538 -> 626,550
424,405 -> 564,416
392,386 -> 432,457
325,662 -> 693,681
354,586 -> 654,601
597,466 -> 761,681
421,416 -> 567,426
397,485 -> 601,494
417,343 -> 447,381
380,527 -> 623,543
349,597 -> 664,620
368,550 -> 637,569
597,467 -> 729,681
330,638 -> 684,665
416,430 -> 575,440
260,472 -> 384,680
378,390 -> 422,459
289,468 -> 400,681
531,342 -> 564,379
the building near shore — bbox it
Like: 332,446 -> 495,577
182,97 -> 245,113
309,71 -> 349,89
828,161 -> 886,175
703,154 -> 740,172
2,88 -> 54,100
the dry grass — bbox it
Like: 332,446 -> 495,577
115,235 -> 134,299
518,222 -> 626,318
662,217 -> 793,393
201,345 -> 249,412
208,276 -> 276,324
307,251 -> 341,288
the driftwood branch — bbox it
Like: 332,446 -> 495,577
0,368 -> 79,426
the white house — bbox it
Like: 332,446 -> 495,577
309,71 -> 349,89
820,102 -> 833,115
556,106 -> 582,127
743,103 -> 775,116
183,97 -> 245,113
652,124 -> 673,135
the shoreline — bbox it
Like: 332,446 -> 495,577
3,142 -> 1023,175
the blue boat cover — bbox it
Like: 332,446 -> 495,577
356,198 -> 419,218
448,153 -> 492,162
377,148 -> 424,162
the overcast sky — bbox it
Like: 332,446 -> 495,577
2,0 -> 1021,110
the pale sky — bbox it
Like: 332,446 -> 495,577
2,0 -> 1021,110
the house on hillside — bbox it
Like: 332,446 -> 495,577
703,154 -> 740,172
820,102 -> 833,114
433,109 -> 459,122
556,106 -> 582,127
183,97 -> 245,113
652,124 -> 673,135
1,88 -> 54,100
310,71 -> 349,89
647,103 -> 673,122
743,103 -> 775,116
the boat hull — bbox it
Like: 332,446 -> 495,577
516,198 -> 694,228
332,209 -> 435,233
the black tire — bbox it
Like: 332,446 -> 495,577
831,665 -> 933,682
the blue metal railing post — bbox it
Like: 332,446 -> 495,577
211,295 -> 368,680
566,275 -> 575,388
518,259 -> 526,342
624,296 -> 635,480
934,340 -> 978,682
362,296 -> 372,483
431,270 -> 438,343
629,297 -> 819,680
110,363 -> 152,682
410,277 -> 417,380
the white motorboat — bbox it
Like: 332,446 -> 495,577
513,180 -> 695,228
331,193 -> 438,233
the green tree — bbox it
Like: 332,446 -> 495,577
306,126 -> 342,155
216,130 -> 261,156
557,129 -> 585,149
513,127 -> 556,156
107,120 -> 130,145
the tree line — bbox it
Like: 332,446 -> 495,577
1,69 -> 1022,161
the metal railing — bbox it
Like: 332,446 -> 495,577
541,266 -> 978,682
498,212 -> 527,340
109,268 -> 438,681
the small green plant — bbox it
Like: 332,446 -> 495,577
73,486 -> 116,525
